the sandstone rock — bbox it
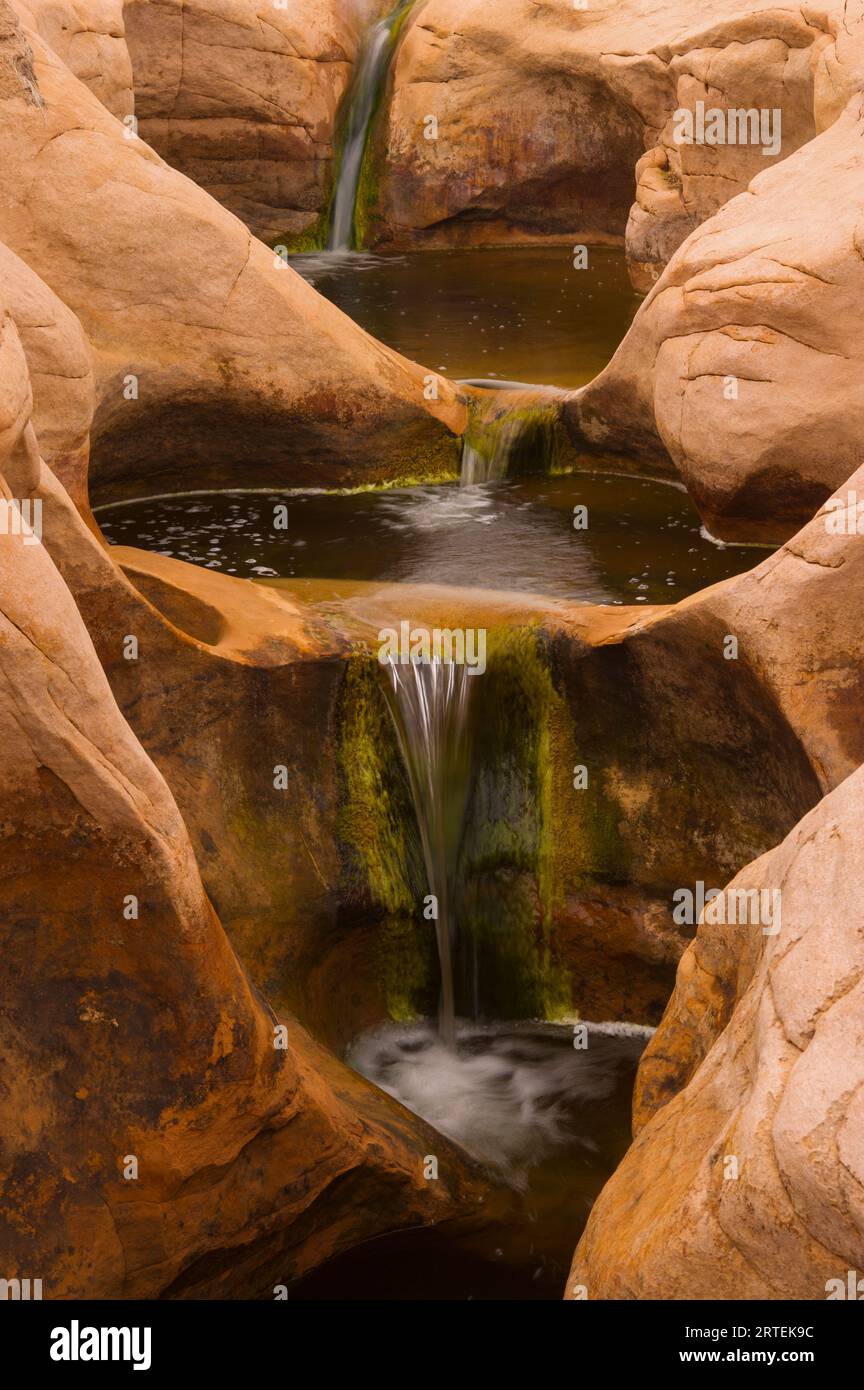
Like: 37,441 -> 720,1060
676,472 -> 864,794
184,541 -> 831,1035
560,461 -> 864,1298
304,462 -> 863,1032
624,7 -> 827,290
0,1 -> 466,503
0,239 -> 94,510
0,302 -> 492,1299
0,219 -> 445,1047
539,458 -> 864,1006
3,1 -> 862,1306
6,432 -> 367,1041
567,763 -> 864,1299
568,91 -> 864,543
370,0 -> 644,249
7,170 -> 855,1049
58,454 -> 864,1043
13,0 -> 132,116
123,0 -> 378,245
14,0 -> 381,244
369,0 -> 834,270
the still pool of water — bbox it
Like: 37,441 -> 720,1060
289,246 -> 641,389
289,1022 -> 647,1300
97,474 -> 758,606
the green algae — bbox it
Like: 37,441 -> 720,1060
334,628 -> 641,1026
460,393 -> 583,483
325,0 -> 418,250
375,914 -> 437,1022
272,211 -> 330,256
337,652 -> 418,914
352,130 -> 384,250
455,628 -> 572,1020
336,652 -> 437,1019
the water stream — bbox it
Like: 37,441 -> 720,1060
327,0 -> 415,251
303,1021 -> 651,1298
382,657 -> 474,1046
460,387 -> 560,486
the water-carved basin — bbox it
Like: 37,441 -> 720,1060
292,1021 -> 648,1300
97,473 -> 758,604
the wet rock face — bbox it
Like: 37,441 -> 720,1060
122,0 -> 375,246
567,764 -> 864,1300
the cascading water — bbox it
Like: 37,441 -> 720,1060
348,653 -> 651,1247
382,657 -> 473,1046
460,416 -> 521,486
327,0 -> 416,252
459,387 -> 561,486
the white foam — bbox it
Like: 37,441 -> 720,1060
348,1020 -> 645,1187
583,1019 -> 656,1040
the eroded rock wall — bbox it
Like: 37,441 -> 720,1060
567,762 -> 864,1299
123,0 -> 379,245
369,0 -> 837,274
0,292 -> 491,1299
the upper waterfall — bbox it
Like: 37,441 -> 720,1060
327,0 -> 416,252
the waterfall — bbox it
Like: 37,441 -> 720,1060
460,412 -> 528,486
460,388 -> 560,486
327,0 -> 415,252
382,657 -> 474,1047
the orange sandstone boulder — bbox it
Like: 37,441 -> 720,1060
568,93 -> 864,543
567,762 -> 864,1299
370,0 -> 834,266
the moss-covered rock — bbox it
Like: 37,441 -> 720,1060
336,653 -> 437,1020
457,629 -> 570,1019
